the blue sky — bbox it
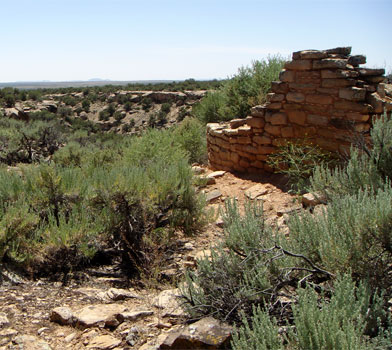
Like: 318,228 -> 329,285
0,0 -> 391,82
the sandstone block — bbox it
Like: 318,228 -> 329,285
287,110 -> 307,125
268,112 -> 287,125
266,93 -> 285,102
287,92 -> 305,103
279,69 -> 296,82
334,100 -> 371,113
283,103 -> 303,110
313,58 -> 348,70
237,136 -> 252,144
250,160 -> 265,169
321,69 -> 359,79
264,124 -> 281,136
354,123 -> 370,132
316,87 -> 339,96
230,152 -> 240,163
281,126 -> 294,138
307,114 -> 329,126
239,158 -> 250,168
304,103 -> 332,114
223,128 -> 239,136
305,94 -> 333,105
229,118 -> 247,129
318,128 -> 351,141
246,117 -> 265,129
243,145 -> 260,154
368,92 -> 383,113
356,68 -> 385,76
296,70 -> 321,84
251,105 -> 266,117
345,113 -> 370,122
266,102 -> 282,110
293,126 -> 317,137
339,87 -> 366,101
256,154 -> 268,161
271,81 -> 289,93
272,138 -> 289,146
316,137 -> 340,152
321,78 -> 356,88
289,82 -> 319,91
292,49 -> 328,60
325,47 -> 352,56
215,138 -> 230,149
362,76 -> 386,84
237,125 -> 252,135
284,60 -> 312,70
348,55 -> 366,66
253,135 -> 272,145
258,146 -> 276,154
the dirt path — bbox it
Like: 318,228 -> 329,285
0,169 -> 298,350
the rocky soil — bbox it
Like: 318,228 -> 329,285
0,168 -> 302,350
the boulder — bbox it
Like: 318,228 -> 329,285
3,107 -> 29,121
159,317 -> 232,349
50,306 -> 74,325
74,304 -> 126,329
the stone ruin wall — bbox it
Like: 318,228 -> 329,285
207,47 -> 392,173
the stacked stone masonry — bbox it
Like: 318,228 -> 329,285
207,47 -> 392,173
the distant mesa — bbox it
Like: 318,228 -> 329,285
88,78 -> 109,82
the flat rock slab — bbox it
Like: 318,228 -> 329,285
207,171 -> 226,179
205,190 -> 222,203
245,184 -> 271,200
159,317 -> 232,349
74,304 -> 127,329
86,335 -> 121,349
121,309 -> 153,321
153,289 -> 185,317
12,335 -> 52,350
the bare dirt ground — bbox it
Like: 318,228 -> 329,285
0,168 -> 299,350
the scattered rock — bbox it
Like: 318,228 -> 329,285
86,334 -> 121,349
74,304 -> 127,329
191,166 -> 205,175
50,306 -> 74,325
302,192 -> 325,207
202,176 -> 216,185
276,204 -> 302,217
0,312 -> 9,328
64,332 -> 77,343
120,309 -> 153,321
159,317 -> 232,349
125,326 -> 139,346
153,289 -> 185,317
207,171 -> 226,179
12,335 -> 52,350
245,184 -> 271,200
37,327 -> 49,335
215,217 -> 224,227
105,288 -> 139,301
205,190 -> 222,203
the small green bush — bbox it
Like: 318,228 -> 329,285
193,56 -> 285,123
310,112 -> 392,199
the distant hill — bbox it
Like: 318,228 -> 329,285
0,80 -> 178,90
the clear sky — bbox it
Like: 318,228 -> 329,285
1,0 -> 391,82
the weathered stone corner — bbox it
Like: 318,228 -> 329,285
207,47 -> 392,173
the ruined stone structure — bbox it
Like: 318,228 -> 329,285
207,47 -> 392,173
